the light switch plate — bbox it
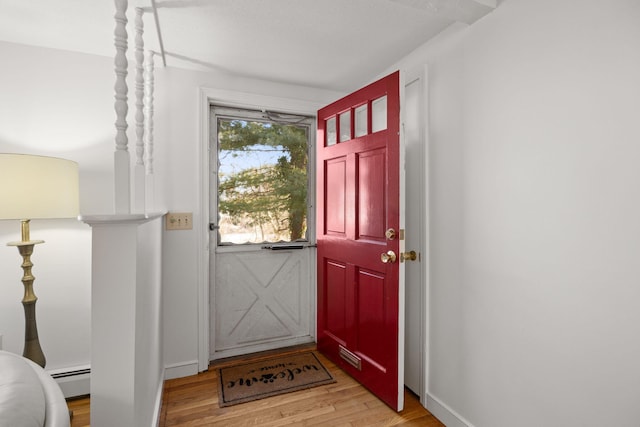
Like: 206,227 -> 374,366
166,212 -> 193,230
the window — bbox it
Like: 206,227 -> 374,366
213,106 -> 313,245
323,95 -> 387,146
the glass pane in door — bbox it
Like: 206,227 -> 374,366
326,117 -> 337,146
372,96 -> 387,133
217,116 -> 310,244
340,110 -> 351,142
355,104 -> 368,137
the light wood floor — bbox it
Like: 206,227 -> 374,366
68,345 -> 444,426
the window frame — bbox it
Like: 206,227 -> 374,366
211,104 -> 316,248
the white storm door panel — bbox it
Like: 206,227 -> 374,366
213,248 -> 311,358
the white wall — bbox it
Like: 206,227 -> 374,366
0,39 -> 342,384
152,66 -> 341,375
0,41 -> 113,372
390,0 -> 640,425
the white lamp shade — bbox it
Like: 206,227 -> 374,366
0,154 -> 79,220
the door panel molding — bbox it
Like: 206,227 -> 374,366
214,250 -> 311,355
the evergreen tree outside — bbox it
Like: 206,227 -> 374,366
217,118 -> 309,244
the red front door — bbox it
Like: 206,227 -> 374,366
317,71 -> 403,411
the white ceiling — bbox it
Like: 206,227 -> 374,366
0,0 -> 496,92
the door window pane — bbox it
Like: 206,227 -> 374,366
372,96 -> 387,133
355,104 -> 368,137
326,117 -> 337,146
339,110 -> 351,142
217,114 -> 310,244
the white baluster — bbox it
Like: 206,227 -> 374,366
134,7 -> 146,213
144,49 -> 155,211
114,0 -> 130,214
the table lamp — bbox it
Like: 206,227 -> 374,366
0,154 -> 79,368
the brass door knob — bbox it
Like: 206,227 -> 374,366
381,250 -> 397,264
401,250 -> 417,262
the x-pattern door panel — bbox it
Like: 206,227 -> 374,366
317,71 -> 403,411
214,250 -> 310,353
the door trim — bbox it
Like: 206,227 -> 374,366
197,87 -> 325,371
196,73 -> 430,408
401,64 -> 430,406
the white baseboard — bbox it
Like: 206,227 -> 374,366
426,393 -> 475,427
48,365 -> 91,398
164,360 -> 199,380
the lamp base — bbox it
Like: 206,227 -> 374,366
7,220 -> 46,368
23,299 -> 46,367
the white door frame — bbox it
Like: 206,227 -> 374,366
402,65 -> 430,406
197,87 -> 325,371
196,76 -> 430,408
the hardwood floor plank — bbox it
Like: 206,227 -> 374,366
68,397 -> 90,427
67,346 -> 445,426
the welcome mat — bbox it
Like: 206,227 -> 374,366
217,351 -> 336,407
